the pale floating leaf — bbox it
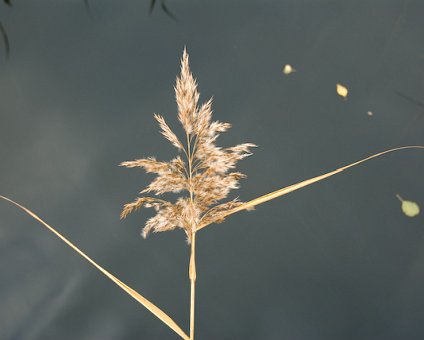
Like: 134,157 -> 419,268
397,194 -> 420,217
402,200 -> 420,217
336,83 -> 348,98
367,111 -> 373,116
283,64 -> 295,75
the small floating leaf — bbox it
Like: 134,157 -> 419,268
401,200 -> 420,217
367,111 -> 373,116
283,64 -> 295,75
336,83 -> 348,98
397,194 -> 420,217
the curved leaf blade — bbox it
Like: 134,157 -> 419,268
0,195 -> 189,340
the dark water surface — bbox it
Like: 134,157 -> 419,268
1,1 -> 424,339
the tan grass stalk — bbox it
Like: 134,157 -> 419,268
189,232 -> 197,340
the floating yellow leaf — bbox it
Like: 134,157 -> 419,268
396,194 -> 420,217
283,64 -> 295,75
336,83 -> 348,98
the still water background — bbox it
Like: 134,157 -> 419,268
1,1 -> 424,339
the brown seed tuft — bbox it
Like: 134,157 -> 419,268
121,50 -> 255,241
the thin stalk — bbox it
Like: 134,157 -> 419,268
396,194 -> 404,202
189,231 -> 197,340
186,130 -> 197,339
186,133 -> 194,200
190,134 -> 200,161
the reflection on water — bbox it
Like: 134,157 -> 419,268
150,0 -> 176,20
0,21 -> 9,59
0,0 -> 178,60
1,0 -> 11,59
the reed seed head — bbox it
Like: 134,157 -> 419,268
120,49 -> 256,242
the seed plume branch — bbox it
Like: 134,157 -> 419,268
154,113 -> 185,150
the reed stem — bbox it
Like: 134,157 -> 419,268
189,231 -> 197,340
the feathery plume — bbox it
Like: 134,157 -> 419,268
121,49 -> 256,241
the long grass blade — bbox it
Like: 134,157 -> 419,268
197,145 -> 424,231
0,195 -> 189,340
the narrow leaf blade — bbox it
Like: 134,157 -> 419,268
0,195 -> 189,340
197,146 -> 424,230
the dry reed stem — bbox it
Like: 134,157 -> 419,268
197,145 -> 424,231
189,232 -> 197,340
0,195 -> 189,340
